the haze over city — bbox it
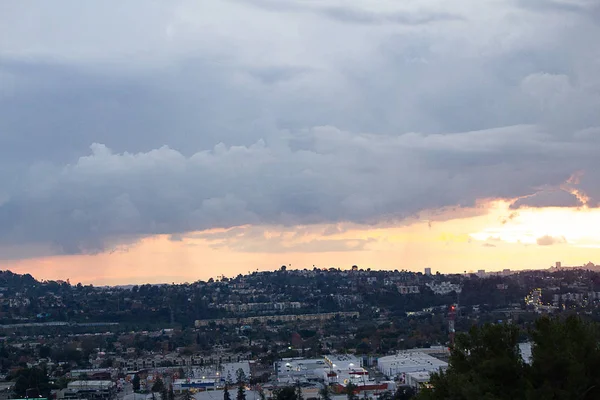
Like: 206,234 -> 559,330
1,0 -> 600,285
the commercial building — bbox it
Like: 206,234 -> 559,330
425,282 -> 461,295
377,352 -> 447,378
172,362 -> 252,392
275,358 -> 327,382
173,378 -> 219,392
405,371 -> 433,390
62,380 -> 116,400
273,355 -> 390,394
324,355 -> 390,393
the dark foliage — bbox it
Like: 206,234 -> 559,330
417,316 -> 600,400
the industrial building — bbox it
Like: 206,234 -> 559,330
274,355 -> 392,394
376,352 -> 447,378
61,380 -> 116,400
172,362 -> 252,392
275,358 -> 327,383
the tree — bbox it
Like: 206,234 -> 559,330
100,357 -> 114,368
417,323 -> 528,400
132,374 -> 141,392
295,381 -> 304,400
417,316 -> 600,400
236,367 -> 247,400
152,377 -> 165,393
12,367 -> 51,398
224,385 -> 232,400
38,346 -> 51,359
181,390 -> 193,400
378,391 -> 393,400
169,385 -> 176,400
236,368 -> 247,385
258,387 -> 267,400
237,385 -> 246,400
346,383 -> 358,400
274,386 -> 297,400
394,386 -> 416,400
319,387 -> 332,400
527,316 -> 600,399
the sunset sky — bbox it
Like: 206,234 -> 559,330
1,1 -> 599,285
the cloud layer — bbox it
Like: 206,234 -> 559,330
0,0 -> 599,256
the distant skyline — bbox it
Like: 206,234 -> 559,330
1,1 -> 599,284
5,200 -> 600,285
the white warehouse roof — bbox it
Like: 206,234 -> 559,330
377,352 -> 447,376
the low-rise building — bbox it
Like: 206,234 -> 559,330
61,380 -> 116,400
377,352 -> 447,378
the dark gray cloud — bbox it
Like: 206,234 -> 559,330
318,8 -> 463,26
229,0 -> 463,26
516,0 -> 599,16
0,0 -> 599,257
511,189 -> 583,209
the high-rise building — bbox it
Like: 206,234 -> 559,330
424,267 -> 432,275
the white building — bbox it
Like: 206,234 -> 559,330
426,282 -> 461,295
397,286 -> 420,295
275,358 -> 327,382
405,371 -> 432,389
324,354 -> 362,370
519,342 -> 532,365
221,362 -> 251,383
377,352 -> 447,378
323,355 -> 371,387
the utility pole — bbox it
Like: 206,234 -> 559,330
448,304 -> 456,346
448,289 -> 461,347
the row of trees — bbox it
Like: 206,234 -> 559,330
418,316 -> 600,400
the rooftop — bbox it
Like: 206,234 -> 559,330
378,352 -> 448,370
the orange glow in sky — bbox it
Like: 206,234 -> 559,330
3,201 -> 600,285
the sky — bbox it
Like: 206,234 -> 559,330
1,0 -> 600,285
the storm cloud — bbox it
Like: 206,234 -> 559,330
0,0 -> 599,256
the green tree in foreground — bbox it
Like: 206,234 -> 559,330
527,316 -> 600,399
417,316 -> 600,400
224,385 -> 232,400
